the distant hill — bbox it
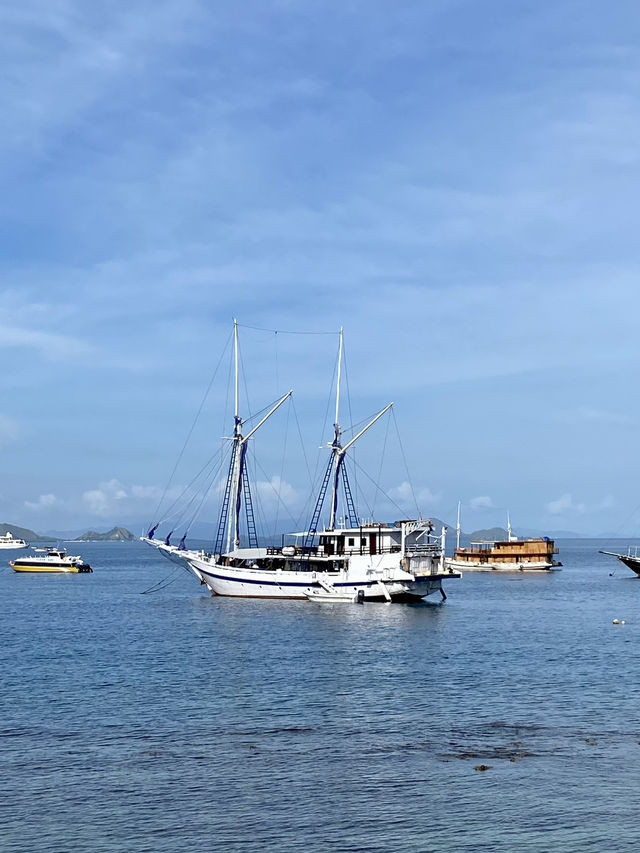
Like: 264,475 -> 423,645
466,526 -> 509,542
74,527 -> 136,542
0,522 -> 55,542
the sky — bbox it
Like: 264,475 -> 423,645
3,0 -> 640,537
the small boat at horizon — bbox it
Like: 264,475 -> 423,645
0,531 -> 29,550
10,547 -> 93,574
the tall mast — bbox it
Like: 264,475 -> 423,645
234,318 -> 240,425
507,510 -> 513,542
329,329 -> 344,530
228,319 -> 242,552
305,329 -> 392,542
456,501 -> 461,551
224,319 -> 292,552
335,327 -> 343,432
328,402 -> 393,530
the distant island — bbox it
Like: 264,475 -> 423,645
467,527 -> 509,542
74,527 -> 136,542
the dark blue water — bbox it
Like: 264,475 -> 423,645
2,540 -> 639,852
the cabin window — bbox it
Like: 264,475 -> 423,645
348,538 -> 355,546
360,538 -> 366,546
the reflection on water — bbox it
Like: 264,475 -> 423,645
1,540 -> 639,852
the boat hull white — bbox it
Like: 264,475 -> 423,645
0,535 -> 28,549
306,590 -> 361,603
445,558 -> 559,573
186,556 -> 451,601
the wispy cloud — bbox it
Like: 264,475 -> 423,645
546,493 -> 614,516
389,482 -> 441,507
82,479 -> 128,516
575,406 -> 637,428
24,493 -> 59,511
0,415 -> 19,450
470,495 -> 494,509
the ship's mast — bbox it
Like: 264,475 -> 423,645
228,319 -> 243,552
507,510 -> 513,542
327,331 -> 392,529
225,319 -> 292,552
328,328 -> 344,530
304,330 -> 392,543
456,501 -> 461,551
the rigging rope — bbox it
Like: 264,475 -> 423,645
237,323 -> 338,336
149,327 -> 233,527
392,408 -> 421,518
140,565 -> 190,595
371,408 -> 392,518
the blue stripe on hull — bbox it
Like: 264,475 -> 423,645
196,566 -> 445,598
197,567 -> 370,589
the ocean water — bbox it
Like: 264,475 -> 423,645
1,539 -> 639,852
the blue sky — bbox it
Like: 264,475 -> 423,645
2,1 -> 640,536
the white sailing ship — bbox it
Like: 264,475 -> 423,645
143,322 -> 460,602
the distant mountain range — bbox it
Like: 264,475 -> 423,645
0,523 -> 55,542
1,518 -> 629,547
0,523 -> 136,543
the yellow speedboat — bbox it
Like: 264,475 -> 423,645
10,548 -> 92,573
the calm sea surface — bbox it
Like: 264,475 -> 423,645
2,539 -> 639,852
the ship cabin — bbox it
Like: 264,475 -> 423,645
317,524 -> 400,557
454,537 -> 558,565
217,520 -> 444,572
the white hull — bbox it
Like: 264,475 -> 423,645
186,556 -> 449,601
0,538 -> 28,550
306,590 -> 361,603
144,522 -> 461,602
446,558 -> 558,573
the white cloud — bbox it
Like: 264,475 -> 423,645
0,321 -> 92,361
24,493 -> 58,511
546,492 -> 614,516
470,495 -> 494,509
389,481 -> 440,506
546,493 -> 586,515
130,484 -> 162,500
82,479 -> 128,516
254,475 -> 299,508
